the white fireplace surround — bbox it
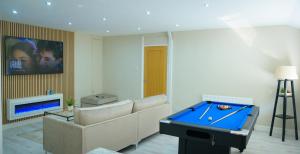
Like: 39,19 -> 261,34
7,94 -> 63,121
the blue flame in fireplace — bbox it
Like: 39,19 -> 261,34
15,99 -> 60,114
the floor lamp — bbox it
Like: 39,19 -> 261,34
270,66 -> 299,141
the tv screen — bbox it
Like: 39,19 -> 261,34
4,36 -> 63,75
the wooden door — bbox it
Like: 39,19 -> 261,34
144,46 -> 167,97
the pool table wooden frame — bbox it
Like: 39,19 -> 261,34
160,101 -> 259,154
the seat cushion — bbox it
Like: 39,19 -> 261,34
133,95 -> 167,112
74,100 -> 133,126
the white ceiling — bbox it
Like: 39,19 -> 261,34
0,0 -> 299,36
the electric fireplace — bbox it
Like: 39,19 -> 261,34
7,94 -> 63,120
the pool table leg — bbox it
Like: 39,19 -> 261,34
239,149 -> 244,153
178,138 -> 187,154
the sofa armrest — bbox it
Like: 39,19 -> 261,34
136,103 -> 172,141
43,116 -> 84,154
82,113 -> 138,152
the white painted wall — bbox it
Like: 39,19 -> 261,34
172,26 -> 300,128
167,32 -> 174,105
103,35 -> 143,100
74,32 -> 103,105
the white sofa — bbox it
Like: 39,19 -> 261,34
43,95 -> 171,154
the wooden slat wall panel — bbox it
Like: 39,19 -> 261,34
0,20 -> 74,124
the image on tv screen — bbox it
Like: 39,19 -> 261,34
5,36 -> 63,75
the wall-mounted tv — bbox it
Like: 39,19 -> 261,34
4,36 -> 63,75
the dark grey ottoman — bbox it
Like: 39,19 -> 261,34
80,94 -> 118,107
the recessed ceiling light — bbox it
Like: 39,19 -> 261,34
137,27 -> 141,31
68,22 -> 72,25
102,17 -> 107,21
46,1 -> 52,6
106,30 -> 110,33
204,3 -> 209,7
175,24 -> 180,27
146,10 -> 151,15
12,10 -> 18,14
77,4 -> 84,8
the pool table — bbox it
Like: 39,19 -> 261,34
160,101 -> 259,154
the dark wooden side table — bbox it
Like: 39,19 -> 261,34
269,79 -> 298,141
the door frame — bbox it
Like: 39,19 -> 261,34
141,32 -> 173,104
0,33 -> 3,153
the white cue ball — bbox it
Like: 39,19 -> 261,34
208,116 -> 213,121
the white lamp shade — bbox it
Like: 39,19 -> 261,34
275,66 -> 298,80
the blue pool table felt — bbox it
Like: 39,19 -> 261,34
169,101 -> 253,131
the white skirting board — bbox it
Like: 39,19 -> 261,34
7,94 -> 63,121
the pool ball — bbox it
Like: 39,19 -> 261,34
217,105 -> 232,110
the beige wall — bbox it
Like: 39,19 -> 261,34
103,35 -> 143,100
172,26 -> 300,128
74,32 -> 103,105
144,32 -> 168,46
100,26 -> 300,128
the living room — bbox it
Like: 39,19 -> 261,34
0,0 -> 300,154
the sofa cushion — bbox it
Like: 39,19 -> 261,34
74,100 -> 133,126
133,95 -> 167,112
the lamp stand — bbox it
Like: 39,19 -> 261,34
269,79 -> 298,141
